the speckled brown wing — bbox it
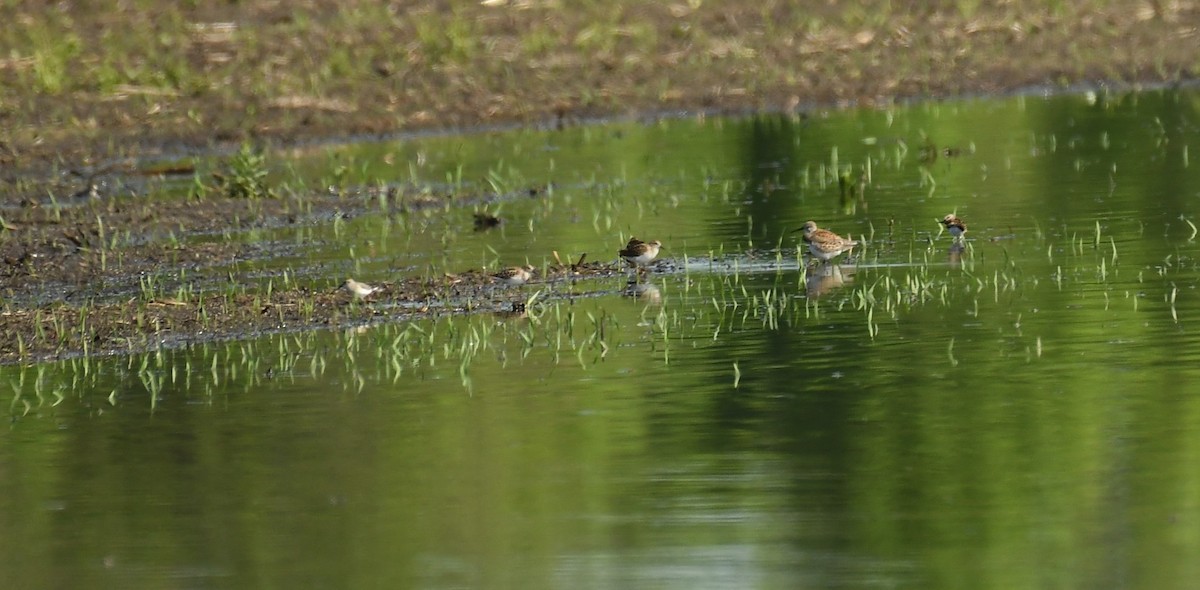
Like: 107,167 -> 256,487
619,239 -> 662,266
492,265 -> 534,286
940,215 -> 967,237
802,222 -> 857,261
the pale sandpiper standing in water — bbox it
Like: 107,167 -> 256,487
619,237 -> 662,271
796,221 -> 858,263
340,278 -> 379,299
491,265 -> 536,288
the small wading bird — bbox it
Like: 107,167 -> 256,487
340,278 -> 379,299
939,214 -> 967,239
619,237 -> 663,270
491,265 -> 536,287
796,220 -> 858,263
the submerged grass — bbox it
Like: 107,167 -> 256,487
9,203 -> 1195,411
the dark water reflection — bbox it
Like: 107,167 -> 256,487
5,88 -> 1200,588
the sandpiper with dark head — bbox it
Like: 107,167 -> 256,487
797,221 -> 858,263
619,237 -> 662,270
939,214 -> 967,239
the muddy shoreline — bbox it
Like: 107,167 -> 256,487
1,2 -> 1198,363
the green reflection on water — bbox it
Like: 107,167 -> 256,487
4,88 -> 1200,588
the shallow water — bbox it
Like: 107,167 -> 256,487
5,88 -> 1200,588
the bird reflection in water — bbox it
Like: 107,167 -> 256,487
804,263 -> 855,298
623,281 -> 662,304
947,241 -> 966,269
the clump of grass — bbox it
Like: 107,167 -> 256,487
214,143 -> 277,200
